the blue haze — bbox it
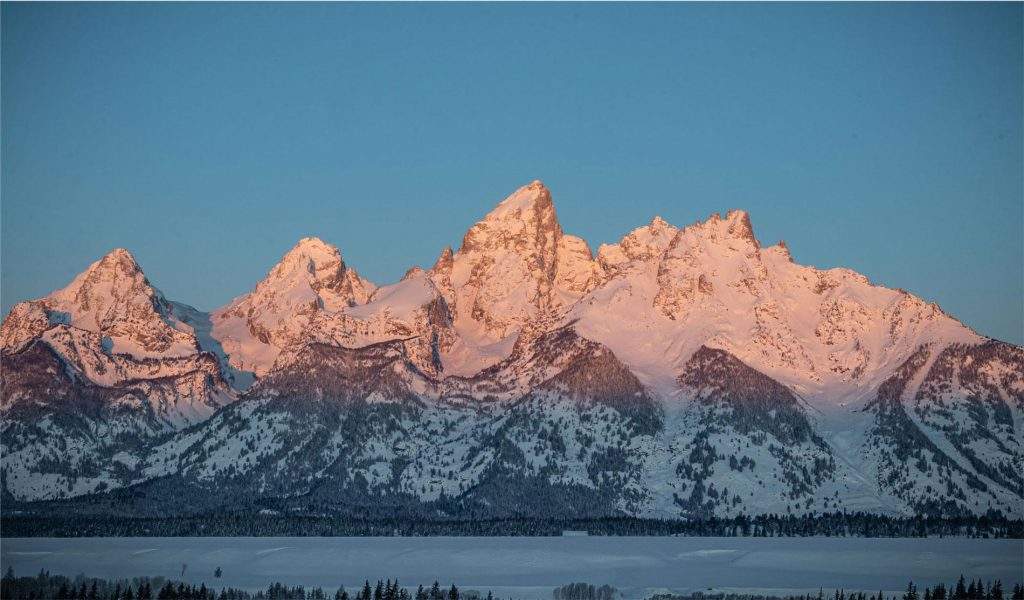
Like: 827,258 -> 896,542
2,3 -> 1021,343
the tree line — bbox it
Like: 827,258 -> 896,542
652,579 -> 1024,600
0,570 -> 504,600
3,570 -> 1022,600
3,511 -> 1021,538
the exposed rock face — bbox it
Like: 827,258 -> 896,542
0,302 -> 52,351
431,181 -> 602,375
0,252 -> 234,501
449,181 -> 564,328
575,205 -> 980,403
210,237 -> 376,376
1,249 -> 198,357
1,180 -> 1020,519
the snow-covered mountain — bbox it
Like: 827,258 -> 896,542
0,249 -> 235,500
2,181 -> 1021,519
210,236 -> 376,377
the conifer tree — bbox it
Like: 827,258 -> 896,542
904,582 -> 919,600
991,581 -> 1003,600
956,576 -> 969,600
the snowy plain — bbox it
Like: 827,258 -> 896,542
1,537 -> 1021,598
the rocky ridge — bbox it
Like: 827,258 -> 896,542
1,181 -> 1020,518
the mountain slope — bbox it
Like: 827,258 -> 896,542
210,237 -> 376,377
428,181 -> 602,376
0,250 -> 234,500
1,249 -> 198,358
1,181 -> 1020,519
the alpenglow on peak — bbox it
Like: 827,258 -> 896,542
2,179 -> 1017,522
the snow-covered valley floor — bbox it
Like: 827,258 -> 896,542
2,537 -> 1021,597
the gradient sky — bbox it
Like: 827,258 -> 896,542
2,3 -> 1021,344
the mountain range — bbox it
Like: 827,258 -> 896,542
2,181 -> 1021,520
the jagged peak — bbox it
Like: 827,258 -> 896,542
615,215 -> 679,244
725,209 -> 758,245
641,215 -> 678,242
432,245 -> 454,272
676,209 -> 760,248
0,246 -> 206,359
85,247 -> 144,277
102,247 -> 139,264
460,180 -> 563,255
596,216 -> 679,269
401,266 -> 425,281
211,235 -> 374,317
218,234 -> 376,317
294,235 -> 330,247
279,236 -> 342,264
52,248 -> 151,304
482,180 -> 554,221
259,237 -> 353,287
767,239 -> 793,262
649,215 -> 671,229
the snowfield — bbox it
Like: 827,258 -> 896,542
1,537 -> 1020,597
3,180 -> 1022,520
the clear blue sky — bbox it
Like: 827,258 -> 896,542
2,3 -> 1021,344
